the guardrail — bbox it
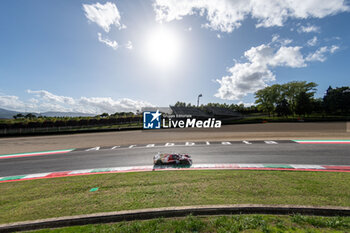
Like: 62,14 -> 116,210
0,122 -> 142,136
1,205 -> 350,232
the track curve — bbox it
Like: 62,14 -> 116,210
1,140 -> 350,177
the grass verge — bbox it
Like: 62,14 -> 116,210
1,170 -> 350,224
28,215 -> 350,233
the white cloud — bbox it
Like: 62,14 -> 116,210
24,90 -> 153,114
29,98 -> 39,104
153,0 -> 349,32
36,102 -> 72,113
125,41 -> 133,50
282,39 -> 293,45
79,97 -> 153,113
307,36 -> 318,46
83,2 -> 125,32
215,62 -> 276,100
244,44 -> 306,68
97,33 -> 118,50
27,90 -> 75,105
216,41 -> 340,100
0,90 -> 154,114
272,34 -> 280,42
217,34 -> 221,39
281,39 -> 293,46
0,95 -> 26,111
215,43 -> 306,100
298,25 -> 320,33
271,34 -> 292,46
330,45 -> 339,53
271,46 -> 306,67
306,45 -> 339,62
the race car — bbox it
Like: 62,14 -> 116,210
153,153 -> 192,165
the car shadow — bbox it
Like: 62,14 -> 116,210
153,164 -> 192,170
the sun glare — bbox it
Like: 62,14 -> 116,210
145,26 -> 181,69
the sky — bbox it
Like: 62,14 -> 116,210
0,0 -> 349,114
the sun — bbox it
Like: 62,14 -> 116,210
145,26 -> 181,69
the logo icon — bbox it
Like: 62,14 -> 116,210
143,110 -> 161,129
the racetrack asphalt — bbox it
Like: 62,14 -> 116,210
1,140 -> 350,177
1,122 -> 349,154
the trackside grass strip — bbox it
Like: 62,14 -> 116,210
28,215 -> 350,233
1,170 -> 350,224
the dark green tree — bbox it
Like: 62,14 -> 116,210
312,98 -> 324,114
275,99 -> 291,117
25,113 -> 36,119
281,81 -> 317,114
323,86 -> 350,114
255,81 -> 317,116
13,113 -> 24,119
100,113 -> 109,118
295,91 -> 313,116
174,101 -> 186,107
255,85 -> 279,116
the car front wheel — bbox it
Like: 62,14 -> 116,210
155,160 -> 162,165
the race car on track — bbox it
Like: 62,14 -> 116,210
153,153 -> 192,165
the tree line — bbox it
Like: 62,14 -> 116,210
1,112 -> 141,129
255,81 -> 350,116
175,81 -> 350,116
174,102 -> 258,114
12,112 -> 136,120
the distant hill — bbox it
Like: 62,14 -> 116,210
0,108 -> 20,119
40,111 -> 95,117
0,108 -> 95,119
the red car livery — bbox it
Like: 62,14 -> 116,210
153,153 -> 192,165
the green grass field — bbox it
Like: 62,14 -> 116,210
28,215 -> 350,233
1,170 -> 350,224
